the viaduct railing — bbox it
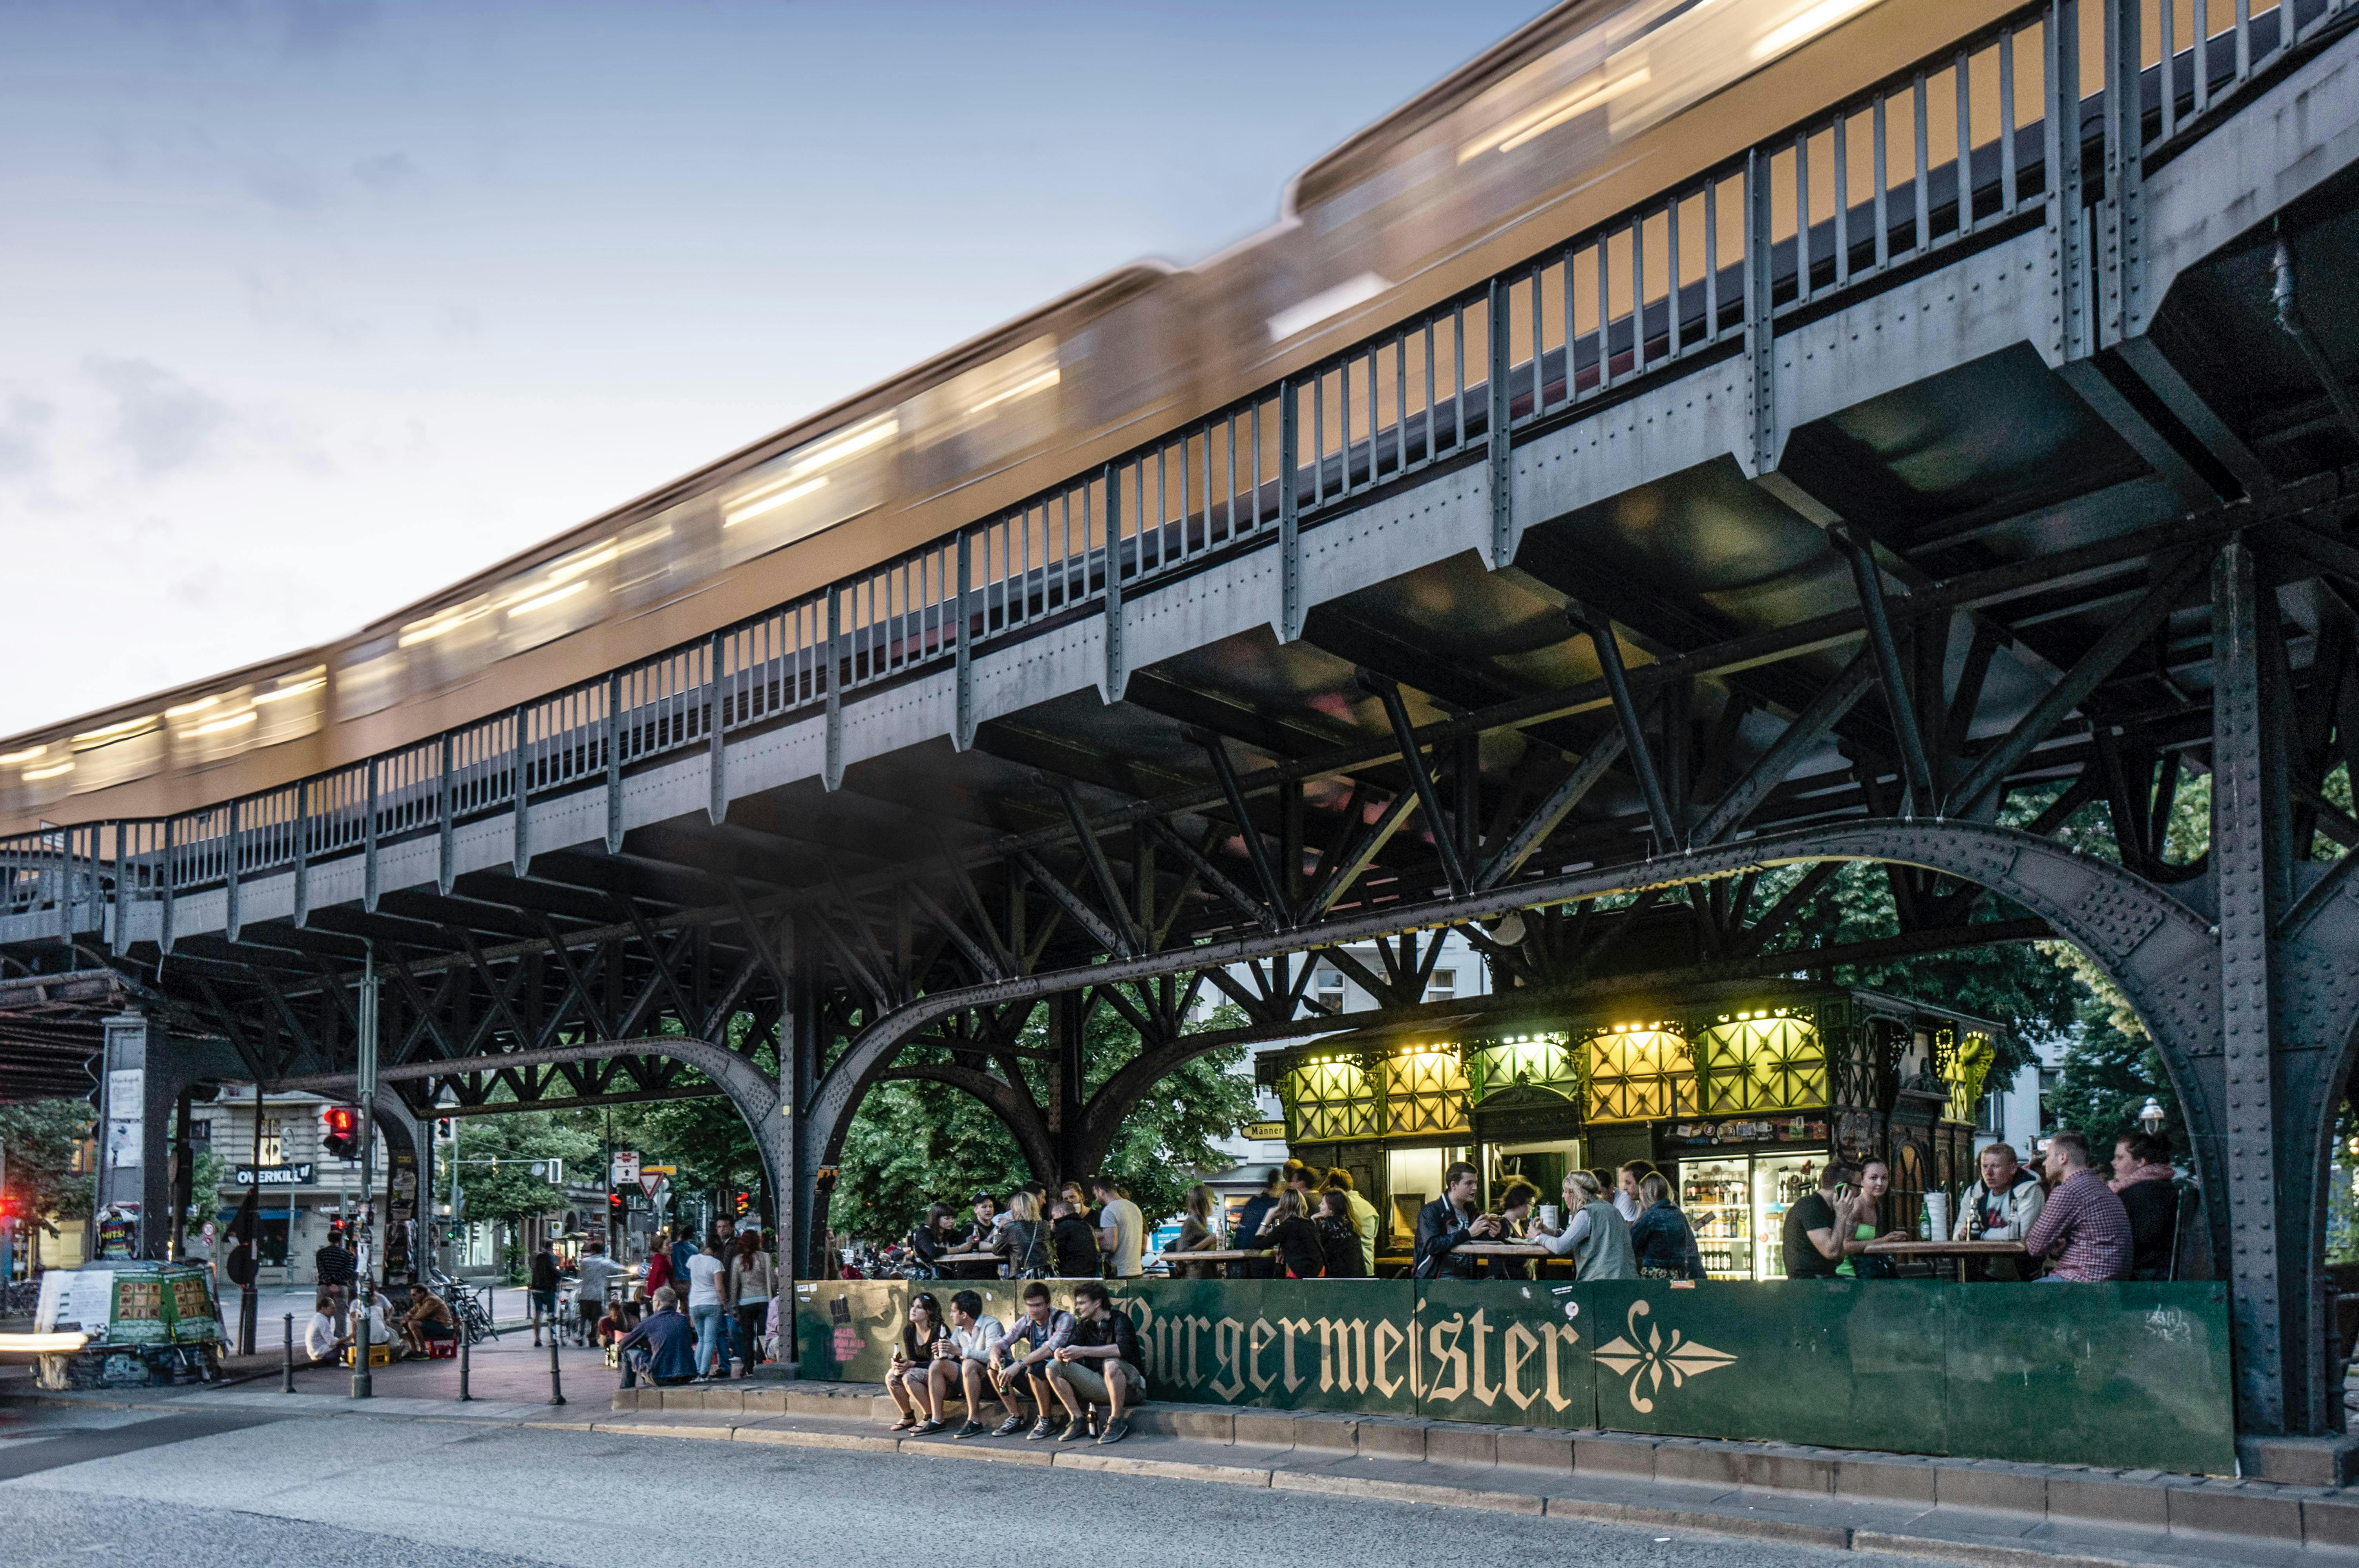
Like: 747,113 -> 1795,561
1,0 -> 2348,944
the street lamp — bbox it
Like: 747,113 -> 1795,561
2138,1097 -> 2165,1134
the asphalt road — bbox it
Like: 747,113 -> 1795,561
0,1406 -> 1915,1568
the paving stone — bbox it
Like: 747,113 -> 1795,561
1575,1433 -> 1657,1478
1273,1467 -> 1543,1514
1233,1410 -> 1297,1449
1493,1427 -> 1575,1473
1424,1422 -> 1498,1467
1743,1449 -> 1834,1496
1937,1464 -> 2048,1516
2044,1472 -> 2170,1530
2306,1495 -> 2359,1550
1353,1416 -> 1427,1461
1130,1407 -> 1234,1442
1653,1441 -> 1743,1488
1291,1413 -> 1359,1454
2167,1481 -> 2304,1543
1836,1456 -> 1938,1506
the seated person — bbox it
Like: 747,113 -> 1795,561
885,1292 -> 954,1434
987,1281 -> 1077,1438
303,1294 -> 348,1365
1044,1281 -> 1144,1446
595,1300 -> 640,1349
932,1289 -> 1008,1440
401,1285 -> 459,1356
618,1286 -> 699,1388
1484,1180 -> 1542,1280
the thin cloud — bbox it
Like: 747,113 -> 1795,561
83,357 -> 229,476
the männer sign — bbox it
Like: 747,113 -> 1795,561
232,1163 -> 314,1187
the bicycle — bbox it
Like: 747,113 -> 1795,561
426,1267 -> 498,1345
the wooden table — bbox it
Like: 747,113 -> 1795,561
933,1252 -> 1001,1264
1164,1248 -> 1273,1263
1452,1242 -> 1551,1257
1863,1238 -> 2028,1280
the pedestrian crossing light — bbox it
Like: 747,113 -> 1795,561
320,1105 -> 359,1160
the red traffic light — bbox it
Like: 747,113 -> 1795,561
607,1192 -> 623,1213
321,1105 -> 359,1159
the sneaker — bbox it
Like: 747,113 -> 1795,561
994,1415 -> 1029,1437
1058,1417 -> 1092,1443
1095,1417 -> 1130,1446
954,1420 -> 985,1440
1025,1418 -> 1058,1441
910,1418 -> 944,1436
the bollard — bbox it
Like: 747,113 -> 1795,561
457,1328 -> 473,1402
547,1336 -> 566,1406
281,1313 -> 295,1393
351,1307 -> 373,1400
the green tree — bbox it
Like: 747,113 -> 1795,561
833,995 -> 1258,1243
446,1112 -> 601,1274
0,1099 -> 95,1268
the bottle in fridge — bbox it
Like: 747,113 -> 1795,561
1752,1151 -> 1823,1280
1677,1157 -> 1752,1279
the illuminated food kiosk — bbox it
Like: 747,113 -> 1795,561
1261,981 -> 2004,1276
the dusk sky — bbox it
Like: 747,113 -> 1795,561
0,0 -> 1544,734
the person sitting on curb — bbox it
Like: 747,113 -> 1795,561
1045,1280 -> 1144,1446
986,1281 -> 1075,1439
618,1286 -> 698,1389
935,1289 -> 1008,1440
303,1293 -> 348,1365
400,1284 -> 458,1357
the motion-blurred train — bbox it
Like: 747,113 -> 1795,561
0,0 -> 2022,829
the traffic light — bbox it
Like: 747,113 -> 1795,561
608,1192 -> 623,1218
320,1105 -> 358,1160
734,1190 -> 751,1217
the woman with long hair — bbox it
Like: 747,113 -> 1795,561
886,1291 -> 954,1434
1837,1159 -> 1908,1279
1314,1191 -> 1368,1278
1628,1172 -> 1705,1281
992,1189 -> 1053,1279
1269,1189 -> 1326,1279
728,1230 -> 775,1374
1171,1184 -> 1224,1279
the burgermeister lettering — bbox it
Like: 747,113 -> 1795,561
1211,1317 -> 1247,1401
1248,1317 -> 1279,1393
1426,1313 -> 1469,1403
1503,1321 -> 1544,1411
1275,1318 -> 1312,1393
1371,1318 -> 1406,1397
1316,1317 -> 1368,1394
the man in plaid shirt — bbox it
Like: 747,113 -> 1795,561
2025,1131 -> 2133,1282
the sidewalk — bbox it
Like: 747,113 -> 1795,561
10,1356 -> 2357,1568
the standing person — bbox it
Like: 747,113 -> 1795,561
1045,1281 -> 1144,1446
575,1240 -> 626,1339
2026,1131 -> 2135,1282
1091,1176 -> 1145,1280
1314,1192 -> 1368,1278
2110,1129 -> 2180,1280
1233,1169 -> 1283,1279
1268,1190 -> 1325,1279
1782,1162 -> 1858,1279
669,1227 -> 698,1298
528,1237 -> 563,1347
1836,1159 -> 1909,1279
1413,1162 -> 1496,1279
641,1230 -> 674,1301
1168,1185 -> 1224,1280
1048,1199 -> 1101,1279
934,1289 -> 1009,1440
992,1190 -> 1054,1279
1531,1170 -> 1638,1279
312,1226 -> 357,1315
1628,1172 -> 1705,1280
1615,1162 -> 1656,1223
987,1281 -> 1077,1439
1323,1169 -> 1379,1273
683,1238 -> 730,1378
1058,1182 -> 1093,1228
727,1232 -> 775,1374
885,1292 -> 954,1435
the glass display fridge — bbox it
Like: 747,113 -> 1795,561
1676,1143 -> 1830,1280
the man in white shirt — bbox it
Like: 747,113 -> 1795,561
1092,1176 -> 1144,1279
304,1294 -> 347,1364
936,1288 -> 1009,1440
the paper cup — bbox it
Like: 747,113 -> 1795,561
1925,1192 -> 1951,1241
1538,1205 -> 1561,1231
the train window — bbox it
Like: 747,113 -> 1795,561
716,412 -> 898,568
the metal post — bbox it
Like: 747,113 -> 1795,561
351,943 -> 378,1400
547,1336 -> 566,1406
458,1324 -> 472,1402
282,1312 -> 295,1393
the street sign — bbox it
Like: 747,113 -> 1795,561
612,1150 -> 639,1186
638,1171 -> 667,1198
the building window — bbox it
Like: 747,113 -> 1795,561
1313,967 -> 1347,1012
1283,1058 -> 1378,1142
256,1117 -> 284,1166
1424,969 -> 1456,1002
1382,1046 -> 1469,1137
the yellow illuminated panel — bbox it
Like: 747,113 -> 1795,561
1696,1013 -> 1826,1114
1469,1033 -> 1574,1103
1383,1047 -> 1469,1137
1284,1057 -> 1378,1143
1584,1024 -> 1693,1123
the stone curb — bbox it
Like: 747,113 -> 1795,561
578,1415 -> 2232,1567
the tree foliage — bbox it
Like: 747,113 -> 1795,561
443,1112 -> 601,1227
833,997 -> 1258,1244
0,1100 -> 95,1259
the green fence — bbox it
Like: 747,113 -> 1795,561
789,1276 -> 2235,1474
